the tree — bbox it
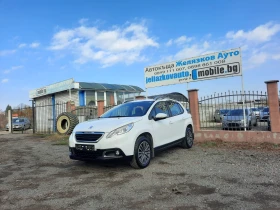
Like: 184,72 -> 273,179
5,105 -> 12,116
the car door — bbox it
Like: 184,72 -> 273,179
149,101 -> 172,147
167,101 -> 185,142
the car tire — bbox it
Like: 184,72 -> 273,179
181,127 -> 194,149
214,117 -> 216,122
253,121 -> 257,126
130,136 -> 152,169
56,112 -> 79,135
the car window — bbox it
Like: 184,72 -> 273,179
148,108 -> 156,120
150,102 -> 170,119
100,101 -> 154,118
168,101 -> 184,116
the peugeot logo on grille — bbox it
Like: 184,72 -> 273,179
89,126 -> 93,129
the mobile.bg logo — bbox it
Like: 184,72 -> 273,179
192,63 -> 240,80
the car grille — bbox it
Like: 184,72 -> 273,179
75,132 -> 104,143
228,123 -> 240,127
71,148 -> 103,159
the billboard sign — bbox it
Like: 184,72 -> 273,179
144,48 -> 242,88
29,78 -> 74,98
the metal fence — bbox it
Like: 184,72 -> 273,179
103,105 -> 116,113
72,106 -> 98,122
35,101 -> 67,133
199,91 -> 271,131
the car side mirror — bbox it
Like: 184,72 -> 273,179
154,113 -> 168,121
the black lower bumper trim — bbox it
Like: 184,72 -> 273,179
69,147 -> 128,160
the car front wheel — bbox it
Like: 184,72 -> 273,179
130,136 -> 152,169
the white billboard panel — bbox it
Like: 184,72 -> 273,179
29,78 -> 74,98
144,48 -> 242,88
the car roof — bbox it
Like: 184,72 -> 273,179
126,98 -> 181,103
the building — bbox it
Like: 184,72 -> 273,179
29,78 -> 144,132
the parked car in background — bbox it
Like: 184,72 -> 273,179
6,117 -> 31,131
69,99 -> 194,169
250,107 -> 261,119
222,108 -> 257,130
214,109 -> 230,122
260,107 -> 269,121
267,116 -> 271,131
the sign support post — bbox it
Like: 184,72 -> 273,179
241,72 -> 247,131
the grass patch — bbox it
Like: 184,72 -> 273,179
199,141 -> 217,147
34,133 -> 69,145
34,134 -> 51,138
52,138 -> 68,146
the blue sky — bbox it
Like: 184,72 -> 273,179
1,0 -> 280,110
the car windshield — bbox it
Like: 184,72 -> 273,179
228,109 -> 248,116
263,108 -> 269,112
13,118 -> 24,123
100,101 -> 155,118
220,110 -> 229,114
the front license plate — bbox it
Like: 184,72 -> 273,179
75,144 -> 95,151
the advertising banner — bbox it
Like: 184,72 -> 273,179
29,78 -> 74,98
144,48 -> 242,88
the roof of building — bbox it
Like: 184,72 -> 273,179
79,82 -> 144,92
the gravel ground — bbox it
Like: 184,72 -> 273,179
0,133 -> 280,210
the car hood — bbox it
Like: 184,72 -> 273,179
223,116 -> 247,121
73,117 -> 143,132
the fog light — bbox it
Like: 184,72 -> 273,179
115,150 -> 120,156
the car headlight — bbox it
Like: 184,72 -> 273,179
107,123 -> 134,138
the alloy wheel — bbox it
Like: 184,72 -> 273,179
138,141 -> 151,165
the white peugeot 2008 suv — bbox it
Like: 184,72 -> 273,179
69,98 -> 194,169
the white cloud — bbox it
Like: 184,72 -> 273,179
174,36 -> 192,45
272,54 -> 280,60
226,22 -> 280,43
247,52 -> 268,68
3,65 -> 24,74
18,43 -> 27,48
30,42 -> 40,48
166,39 -> 173,46
165,36 -> 193,47
0,49 -> 16,56
49,21 -> 158,67
158,22 -> 280,70
1,79 -> 9,83
79,18 -> 88,25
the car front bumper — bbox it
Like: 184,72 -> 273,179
69,147 -> 131,160
222,121 -> 249,129
69,130 -> 136,158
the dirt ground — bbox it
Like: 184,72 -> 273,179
0,132 -> 280,210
